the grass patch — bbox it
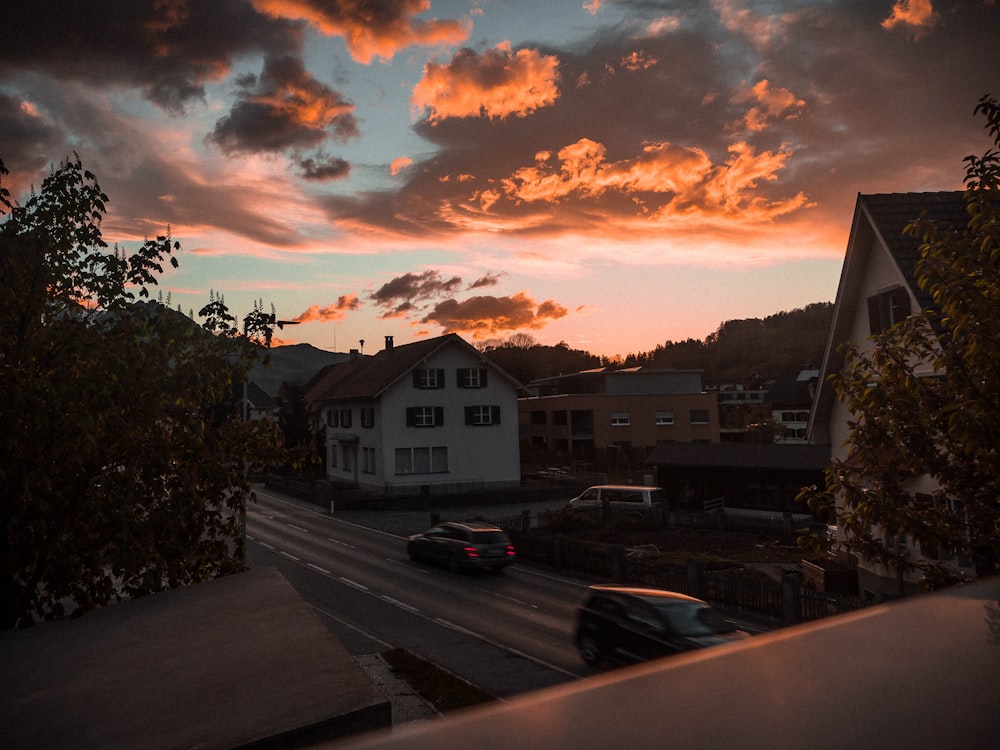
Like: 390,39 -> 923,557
381,647 -> 497,713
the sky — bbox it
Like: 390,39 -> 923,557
1,1 -> 997,358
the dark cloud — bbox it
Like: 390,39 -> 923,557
370,270 -> 464,317
467,272 -> 504,290
250,0 -> 469,64
0,91 -> 66,195
421,292 -> 568,337
298,155 -> 351,181
208,56 -> 358,155
0,1 -> 304,113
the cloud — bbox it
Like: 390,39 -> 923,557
0,1 -> 303,113
496,136 -> 807,223
298,154 -> 351,181
390,156 -> 414,175
881,0 -> 938,37
730,79 -> 805,133
370,270 -> 464,317
412,42 -> 561,122
421,292 -> 569,338
208,56 -> 358,155
467,272 -> 504,290
250,0 -> 469,64
293,295 -> 361,323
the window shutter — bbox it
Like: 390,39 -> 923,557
412,371 -> 421,388
464,406 -> 474,425
480,369 -> 488,387
894,287 -> 911,320
434,406 -> 444,425
491,405 -> 501,424
406,407 -> 416,426
436,369 -> 445,388
866,295 -> 881,335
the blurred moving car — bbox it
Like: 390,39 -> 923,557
407,521 -> 515,573
575,585 -> 748,666
567,485 -> 666,519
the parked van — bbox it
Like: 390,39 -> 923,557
567,485 -> 666,519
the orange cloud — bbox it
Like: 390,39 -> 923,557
489,136 -> 806,227
731,79 -> 805,132
390,156 -> 413,175
250,0 -> 469,63
411,42 -> 560,123
881,0 -> 938,37
293,295 -> 361,323
421,292 -> 568,338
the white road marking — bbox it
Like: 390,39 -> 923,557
307,562 -> 331,575
339,577 -> 369,592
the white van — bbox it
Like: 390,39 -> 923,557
567,485 -> 666,519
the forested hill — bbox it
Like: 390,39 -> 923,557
621,302 -> 834,385
481,302 -> 834,387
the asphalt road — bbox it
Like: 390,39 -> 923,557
246,486 -> 598,699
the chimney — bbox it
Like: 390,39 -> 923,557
385,335 -> 394,352
349,348 -> 360,360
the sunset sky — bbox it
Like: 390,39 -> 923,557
1,1 -> 997,358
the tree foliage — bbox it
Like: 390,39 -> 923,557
0,156 -> 283,628
801,95 -> 1000,588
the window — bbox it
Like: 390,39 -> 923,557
465,405 -> 501,425
361,407 -> 375,428
611,411 -> 630,427
655,410 -> 674,425
413,368 -> 445,389
338,408 -> 352,428
690,409 -> 709,425
395,446 -> 448,474
867,286 -> 911,334
457,368 -> 488,388
361,447 -> 375,474
406,406 -> 444,427
326,409 -> 338,428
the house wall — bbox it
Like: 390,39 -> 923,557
829,233 -> 960,597
519,392 -> 720,455
324,343 -> 521,496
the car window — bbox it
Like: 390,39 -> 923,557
654,601 -> 737,636
650,490 -> 667,505
587,595 -> 624,618
470,530 -> 507,544
622,599 -> 662,630
579,488 -> 600,502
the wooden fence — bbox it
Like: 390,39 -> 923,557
494,515 -> 864,626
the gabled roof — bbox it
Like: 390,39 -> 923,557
809,191 -> 968,443
304,333 -> 524,407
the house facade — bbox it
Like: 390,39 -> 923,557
519,368 -> 720,465
305,334 -> 524,497
809,191 -> 971,596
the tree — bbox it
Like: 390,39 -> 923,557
0,156 -> 283,628
801,95 -> 1000,589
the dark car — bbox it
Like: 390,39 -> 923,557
407,521 -> 515,573
574,585 -> 748,667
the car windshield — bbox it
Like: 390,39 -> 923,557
652,601 -> 737,636
470,530 -> 507,544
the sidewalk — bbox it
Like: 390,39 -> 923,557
354,654 -> 440,727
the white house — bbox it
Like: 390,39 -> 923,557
809,191 -> 970,596
305,334 -> 524,497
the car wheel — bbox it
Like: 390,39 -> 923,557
578,633 -> 602,666
447,554 -> 461,572
407,542 -> 420,562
